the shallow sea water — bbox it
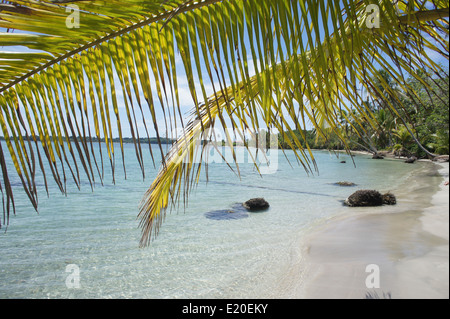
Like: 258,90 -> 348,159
0,142 -> 424,298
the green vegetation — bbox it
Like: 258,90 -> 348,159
278,68 -> 449,158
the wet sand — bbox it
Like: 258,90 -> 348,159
296,161 -> 449,299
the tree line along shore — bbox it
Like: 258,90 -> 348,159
1,67 -> 448,160
278,68 -> 449,159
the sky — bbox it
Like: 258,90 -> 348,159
1,20 -> 276,141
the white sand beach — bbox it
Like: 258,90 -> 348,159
296,161 -> 449,299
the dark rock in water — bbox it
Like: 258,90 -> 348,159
372,153 -> 384,160
405,157 -> 417,164
243,198 -> 270,212
205,209 -> 249,220
382,193 -> 397,205
345,190 -> 397,207
344,190 -> 383,207
205,203 -> 251,220
340,160 -> 347,163
335,181 -> 357,187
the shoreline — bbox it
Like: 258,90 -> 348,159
293,159 -> 449,299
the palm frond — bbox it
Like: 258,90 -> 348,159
0,0 -> 448,243
138,0 -> 450,246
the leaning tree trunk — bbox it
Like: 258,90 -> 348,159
390,100 -> 437,159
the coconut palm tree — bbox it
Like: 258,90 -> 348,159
392,143 -> 404,158
393,124 -> 414,156
0,0 -> 448,246
373,108 -> 397,149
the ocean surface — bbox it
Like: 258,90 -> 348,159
0,142 -> 425,298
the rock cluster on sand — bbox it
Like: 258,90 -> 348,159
381,192 -> 397,205
434,155 -> 449,163
344,190 -> 397,207
405,157 -> 417,164
243,198 -> 270,211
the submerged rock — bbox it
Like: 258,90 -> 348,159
243,198 -> 270,212
335,181 -> 357,187
204,209 -> 249,220
205,204 -> 250,220
345,190 -> 397,207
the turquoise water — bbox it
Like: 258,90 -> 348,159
0,142 -> 423,298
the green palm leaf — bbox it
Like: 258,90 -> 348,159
0,0 -> 448,245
